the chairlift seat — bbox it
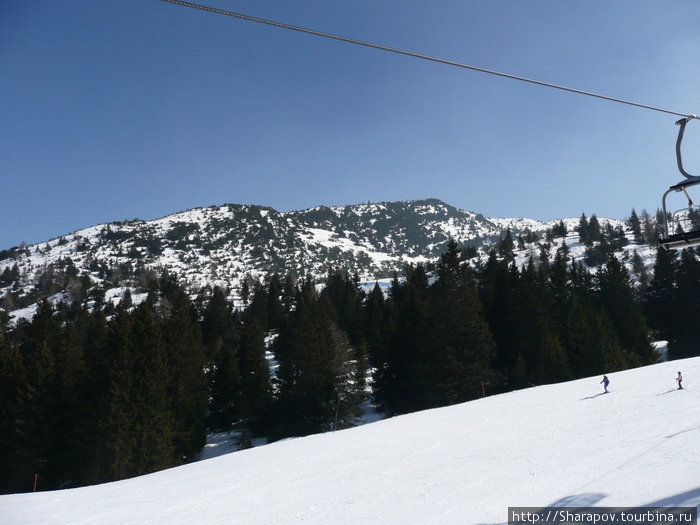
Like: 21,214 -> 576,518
660,229 -> 700,249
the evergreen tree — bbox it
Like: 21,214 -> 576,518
381,264 -> 432,414
364,281 -> 389,371
549,246 -> 570,303
10,300 -> 61,491
642,209 -> 659,246
128,302 -> 174,475
201,287 -> 242,430
498,229 -> 515,261
282,273 -> 297,313
77,308 -> 110,486
552,220 -> 568,238
0,263 -> 19,287
518,260 -> 570,384
246,280 -> 270,334
577,213 -> 590,246
589,214 -> 602,244
630,250 -> 650,300
477,252 -> 512,390
429,240 -> 496,401
627,208 -> 644,244
266,274 -> 286,330
162,288 -> 208,462
0,329 -> 31,493
562,292 -> 625,377
596,255 -> 654,367
42,321 -> 90,489
668,249 -> 700,358
273,279 -> 364,437
320,268 -> 366,346
238,313 -> 272,436
96,306 -> 135,481
208,339 -> 242,431
239,276 -> 251,306
364,281 -> 394,410
98,302 -> 175,481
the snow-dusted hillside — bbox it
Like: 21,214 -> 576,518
0,199 -> 648,323
2,358 -> 698,524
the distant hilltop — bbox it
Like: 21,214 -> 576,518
0,198 -> 658,321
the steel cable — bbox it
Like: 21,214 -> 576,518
160,0 -> 696,120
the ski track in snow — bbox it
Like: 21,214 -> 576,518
2,358 -> 699,524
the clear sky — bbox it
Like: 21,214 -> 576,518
2,1 -> 699,250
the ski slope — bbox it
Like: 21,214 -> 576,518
2,358 -> 699,524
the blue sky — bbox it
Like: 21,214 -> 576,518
2,1 -> 699,250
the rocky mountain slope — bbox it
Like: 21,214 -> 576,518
0,198 -> 647,322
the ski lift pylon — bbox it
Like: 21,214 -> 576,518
659,115 -> 700,249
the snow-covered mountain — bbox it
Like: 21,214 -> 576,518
2,357 -> 698,524
0,198 -> 644,321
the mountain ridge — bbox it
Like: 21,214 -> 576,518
0,198 -> 641,322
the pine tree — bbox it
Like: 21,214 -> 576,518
645,245 -> 678,344
589,214 -> 602,244
596,255 -> 654,367
519,259 -> 570,384
246,280 -> 270,334
273,279 -> 363,437
77,308 -> 110,486
669,249 -> 700,358
240,276 -> 251,306
627,208 -> 644,244
642,209 -> 659,246
208,341 -> 242,432
364,281 -> 394,410
549,246 -> 570,303
552,220 -> 568,238
266,274 -> 286,330
129,302 -> 174,476
162,288 -> 208,462
381,264 -> 432,414
0,329 -> 31,493
477,252 -> 512,391
562,294 -> 625,378
577,213 -> 590,246
97,306 -> 135,481
11,300 -> 60,491
282,273 -> 297,313
429,240 -> 496,401
320,268 -> 366,346
327,320 -> 366,430
94,300 -> 176,481
201,287 -> 242,430
630,250 -> 650,300
238,314 -> 272,436
364,281 -> 388,370
498,229 -> 515,261
42,321 -> 90,489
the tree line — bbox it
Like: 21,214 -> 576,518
1,239 -> 699,494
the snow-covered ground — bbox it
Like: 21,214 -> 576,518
2,357 -> 699,524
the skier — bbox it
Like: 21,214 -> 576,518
677,371 -> 683,390
600,375 -> 610,393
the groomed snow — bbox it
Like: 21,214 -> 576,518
2,358 -> 699,524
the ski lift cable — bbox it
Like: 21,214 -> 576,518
160,0 -> 697,121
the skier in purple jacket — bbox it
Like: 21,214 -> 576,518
600,375 -> 610,393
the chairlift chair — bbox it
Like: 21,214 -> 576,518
659,115 -> 700,249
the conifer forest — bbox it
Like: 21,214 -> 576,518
1,237 -> 699,495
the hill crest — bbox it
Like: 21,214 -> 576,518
0,199 -> 642,321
